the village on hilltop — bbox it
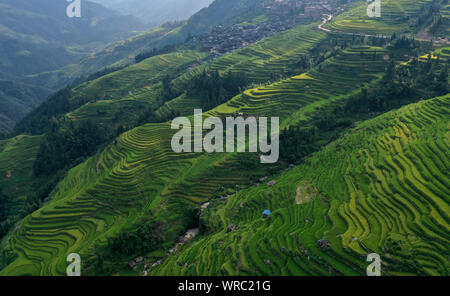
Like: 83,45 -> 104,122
198,0 -> 345,57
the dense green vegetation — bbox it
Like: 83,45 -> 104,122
326,0 -> 449,37
153,94 -> 449,276
33,120 -> 110,176
24,0 -> 274,96
0,41 -> 405,275
0,189 -> 12,233
187,70 -> 249,109
3,37 -> 448,276
11,23 -> 329,207
135,44 -> 181,64
0,134 -> 56,242
1,0 -> 267,134
0,0 -> 448,277
280,46 -> 448,162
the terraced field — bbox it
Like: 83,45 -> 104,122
436,47 -> 450,60
67,50 -> 208,123
152,94 -> 450,276
208,46 -> 387,125
0,45 -> 392,275
153,24 -> 328,116
325,0 -> 436,35
67,24 -> 327,127
442,2 -> 450,37
0,135 -> 43,201
27,25 -> 181,91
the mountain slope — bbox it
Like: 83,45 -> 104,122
326,0 -> 449,37
0,134 -> 43,240
153,94 -> 450,276
63,24 -> 327,131
14,2 -> 322,137
0,81 -> 51,135
0,43 -> 395,275
26,0 -> 270,92
0,0 -> 144,78
0,0 -> 144,133
0,0 -> 448,277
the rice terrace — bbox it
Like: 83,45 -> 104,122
0,0 -> 448,285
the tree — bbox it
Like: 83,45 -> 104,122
34,120 -> 109,175
436,64 -> 449,92
187,69 -> 248,109
383,59 -> 396,83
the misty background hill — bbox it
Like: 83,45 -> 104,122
0,0 -> 144,134
0,0 -> 229,135
0,0 -> 144,78
90,0 -> 214,26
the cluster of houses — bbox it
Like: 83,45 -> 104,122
199,0 -> 342,57
200,21 -> 294,56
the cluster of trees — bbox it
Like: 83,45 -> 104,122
0,189 -> 12,237
390,36 -> 421,50
288,39 -> 344,78
409,0 -> 445,35
34,120 -> 110,176
346,56 -> 448,114
104,220 -> 165,259
137,107 -> 180,126
290,55 -> 313,74
159,75 -> 181,103
279,126 -> 318,163
91,206 -> 198,274
135,44 -> 179,64
387,36 -> 433,59
279,116 -> 354,163
187,69 -> 249,109
0,169 -> 61,241
0,192 -> 40,239
13,87 -> 73,135
70,66 -> 126,87
428,15 -> 444,36
92,220 -> 164,274
0,191 -> 35,238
